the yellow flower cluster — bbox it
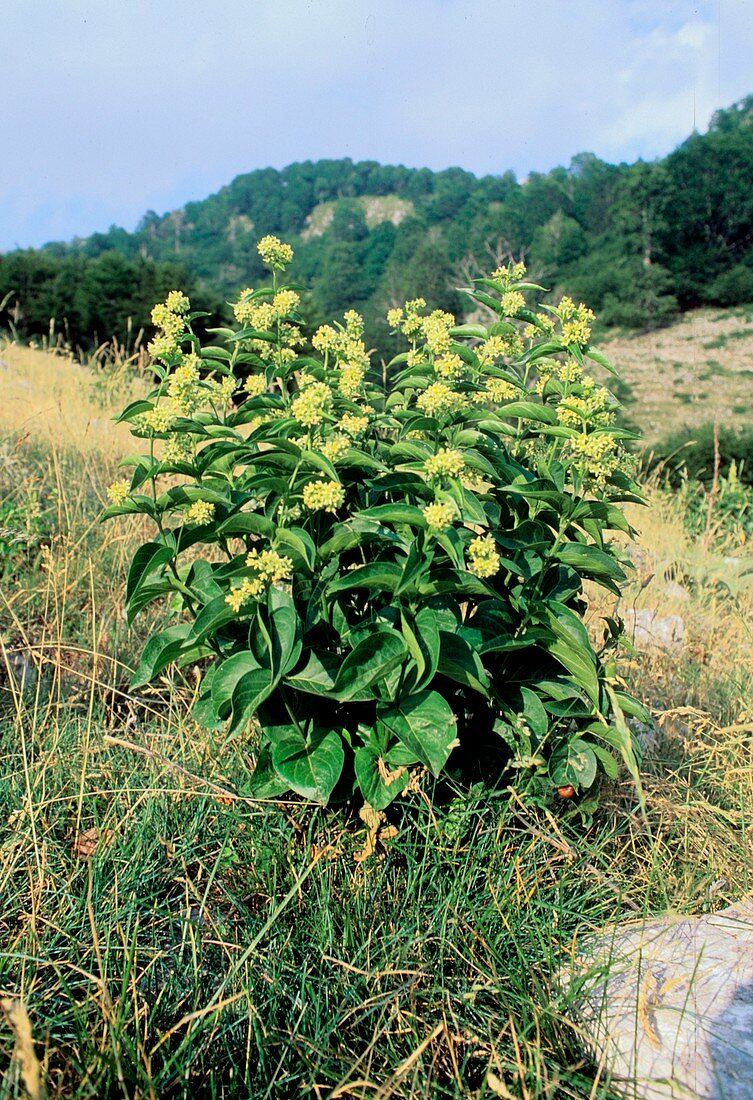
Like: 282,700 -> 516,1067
492,261 -> 527,288
232,286 -> 304,364
476,378 -> 519,404
567,432 -> 619,482
535,357 -> 584,394
339,412 -> 369,436
139,404 -> 176,433
148,292 -> 189,361
500,291 -> 525,317
524,313 -> 556,340
320,434 -> 350,462
257,235 -> 294,270
425,448 -> 465,479
422,310 -> 455,356
167,359 -> 202,415
244,374 -> 268,398
225,545 -> 295,612
556,297 -> 595,347
163,433 -> 194,463
273,289 -> 300,315
435,352 -> 464,381
106,479 -> 131,505
477,332 -> 524,365
246,548 -> 294,584
186,500 -> 215,525
416,381 -> 466,418
165,290 -> 190,314
302,480 -> 345,512
225,577 -> 265,611
423,501 -> 456,530
468,535 -> 501,578
312,311 -> 370,399
338,363 -> 365,399
387,298 -> 426,339
151,303 -> 185,339
292,381 -> 333,427
556,387 -> 613,428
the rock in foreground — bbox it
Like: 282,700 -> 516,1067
563,900 -> 753,1099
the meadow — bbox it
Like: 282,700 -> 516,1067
2,325 -> 753,1099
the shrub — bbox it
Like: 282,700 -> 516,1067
105,241 -> 644,808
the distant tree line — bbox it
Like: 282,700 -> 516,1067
2,95 -> 753,352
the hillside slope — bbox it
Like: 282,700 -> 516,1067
600,306 -> 753,446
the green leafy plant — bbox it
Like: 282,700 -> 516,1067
105,237 -> 645,808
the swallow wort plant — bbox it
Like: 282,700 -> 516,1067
104,236 -> 645,809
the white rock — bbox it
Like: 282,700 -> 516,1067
623,609 -> 685,650
562,900 -> 753,1099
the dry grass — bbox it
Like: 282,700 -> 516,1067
599,306 -> 753,445
0,343 -> 147,459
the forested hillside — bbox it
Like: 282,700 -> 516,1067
2,95 -> 753,351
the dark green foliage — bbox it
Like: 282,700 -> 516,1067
106,250 -> 645,809
648,422 -> 753,486
0,249 -> 221,351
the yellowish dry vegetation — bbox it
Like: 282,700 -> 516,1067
599,306 -> 753,445
0,342 -> 146,458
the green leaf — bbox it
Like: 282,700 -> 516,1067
245,743 -> 291,799
590,743 -> 619,780
333,630 -> 408,702
498,401 -> 557,425
540,602 -> 600,707
130,624 -> 191,689
450,323 -> 488,340
285,651 -> 339,696
218,512 -> 276,538
272,728 -> 344,803
438,631 -> 489,696
602,682 -> 646,815
211,651 -> 264,719
228,667 -> 276,734
556,543 -> 626,586
356,504 -> 427,528
126,542 -> 175,610
354,745 -> 410,810
125,579 -> 174,625
327,561 -> 403,595
519,687 -> 549,740
549,737 -> 598,790
155,484 -> 229,509
401,607 -> 440,690
188,595 -> 237,644
377,691 -> 458,777
274,526 -> 316,570
585,346 -> 618,377
266,589 -> 302,677
116,398 -> 154,424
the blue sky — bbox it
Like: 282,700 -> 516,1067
2,0 -> 752,251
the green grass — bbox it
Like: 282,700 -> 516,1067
1,685 -> 636,1099
3,434 -> 753,1098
